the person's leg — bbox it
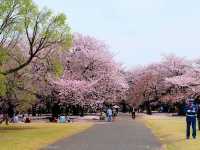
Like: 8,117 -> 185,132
186,117 -> 191,139
110,115 -> 112,122
132,112 -> 134,119
108,115 -> 111,122
198,118 -> 200,130
192,118 -> 196,139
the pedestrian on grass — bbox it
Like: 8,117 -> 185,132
185,97 -> 197,139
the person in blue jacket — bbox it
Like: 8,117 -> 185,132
185,97 -> 198,139
107,107 -> 113,122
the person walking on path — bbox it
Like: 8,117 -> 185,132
107,107 -> 113,122
185,97 -> 198,139
132,106 -> 136,119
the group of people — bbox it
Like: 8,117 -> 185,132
0,113 -> 32,124
185,97 -> 200,139
57,115 -> 71,123
100,106 -> 119,122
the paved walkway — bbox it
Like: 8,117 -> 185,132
44,115 -> 161,150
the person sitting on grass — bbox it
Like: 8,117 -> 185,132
13,112 -> 19,123
100,112 -> 106,120
66,115 -> 71,123
50,117 -> 58,123
23,114 -> 31,123
59,114 -> 66,123
25,117 -> 31,123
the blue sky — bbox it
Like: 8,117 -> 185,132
34,0 -> 200,68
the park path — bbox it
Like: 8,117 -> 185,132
44,114 -> 161,150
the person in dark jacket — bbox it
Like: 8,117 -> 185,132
197,104 -> 200,130
132,106 -> 136,119
185,98 -> 198,139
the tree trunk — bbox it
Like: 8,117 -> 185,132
80,106 -> 84,117
5,114 -> 9,125
0,114 -> 9,125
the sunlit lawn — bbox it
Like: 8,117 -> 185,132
142,115 -> 200,150
0,122 -> 93,150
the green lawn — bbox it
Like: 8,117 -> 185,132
0,122 -> 93,150
141,115 -> 200,150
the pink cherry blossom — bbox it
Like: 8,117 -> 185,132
51,33 -> 128,105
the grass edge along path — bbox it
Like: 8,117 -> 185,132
0,122 -> 93,150
140,115 -> 200,150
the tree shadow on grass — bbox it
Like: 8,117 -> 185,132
0,126 -> 38,130
158,134 -> 186,144
165,138 -> 186,144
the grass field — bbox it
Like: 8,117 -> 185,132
0,122 -> 93,150
142,115 -> 200,150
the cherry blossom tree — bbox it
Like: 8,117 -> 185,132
127,66 -> 162,114
165,60 -> 200,100
52,33 -> 128,108
159,54 -> 191,77
0,0 -> 72,121
127,55 -> 191,114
